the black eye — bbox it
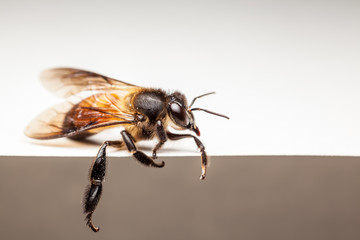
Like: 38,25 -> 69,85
169,102 -> 190,127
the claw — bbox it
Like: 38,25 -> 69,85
200,164 -> 206,180
86,212 -> 100,232
200,151 -> 207,180
153,160 -> 165,168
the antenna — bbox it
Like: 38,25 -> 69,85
190,108 -> 229,119
189,92 -> 216,108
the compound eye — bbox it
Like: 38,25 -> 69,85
170,102 -> 190,127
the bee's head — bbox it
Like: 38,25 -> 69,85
167,91 -> 200,136
167,91 -> 229,136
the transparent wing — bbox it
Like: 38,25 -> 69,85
40,68 -> 141,98
25,92 -> 137,139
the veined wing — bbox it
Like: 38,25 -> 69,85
40,68 -> 141,98
25,92 -> 137,139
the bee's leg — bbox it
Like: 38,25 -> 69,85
166,132 -> 207,180
152,120 -> 168,159
120,130 -> 165,168
84,140 -> 122,232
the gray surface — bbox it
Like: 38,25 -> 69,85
1,156 -> 360,240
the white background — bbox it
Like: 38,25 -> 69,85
1,0 -> 360,157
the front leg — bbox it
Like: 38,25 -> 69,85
152,120 -> 168,159
166,132 -> 207,180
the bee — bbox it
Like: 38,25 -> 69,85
25,68 -> 229,232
